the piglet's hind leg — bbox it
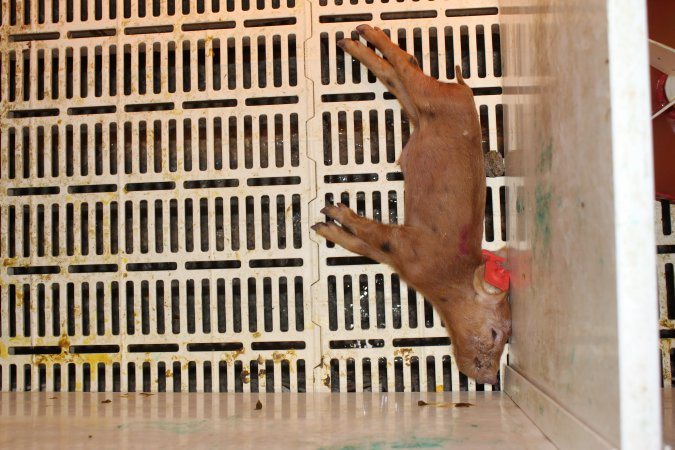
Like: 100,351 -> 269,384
355,25 -> 424,88
311,222 -> 385,263
337,38 -> 418,127
320,203 -> 406,261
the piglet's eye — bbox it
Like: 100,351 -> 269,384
491,328 -> 498,341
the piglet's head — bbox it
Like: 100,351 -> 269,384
443,265 -> 511,385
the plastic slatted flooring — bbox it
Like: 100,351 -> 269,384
0,0 -> 507,393
657,200 -> 675,388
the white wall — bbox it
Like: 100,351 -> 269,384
501,0 -> 662,448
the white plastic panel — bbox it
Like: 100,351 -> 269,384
0,0 -> 316,394
501,0 -> 661,448
0,0 -> 507,394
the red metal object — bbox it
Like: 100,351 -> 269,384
650,70 -> 675,202
655,72 -> 675,120
482,250 -> 510,291
648,0 -> 675,201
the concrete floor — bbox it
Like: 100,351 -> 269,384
2,391 -> 672,448
1,392 -> 555,449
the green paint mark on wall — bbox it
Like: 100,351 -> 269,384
535,184 -> 551,249
537,139 -> 553,173
516,197 -> 525,215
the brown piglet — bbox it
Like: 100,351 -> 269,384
311,24 -> 511,385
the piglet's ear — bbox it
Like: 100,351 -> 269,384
473,265 -> 508,305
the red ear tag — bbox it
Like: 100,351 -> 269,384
481,250 -> 510,291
